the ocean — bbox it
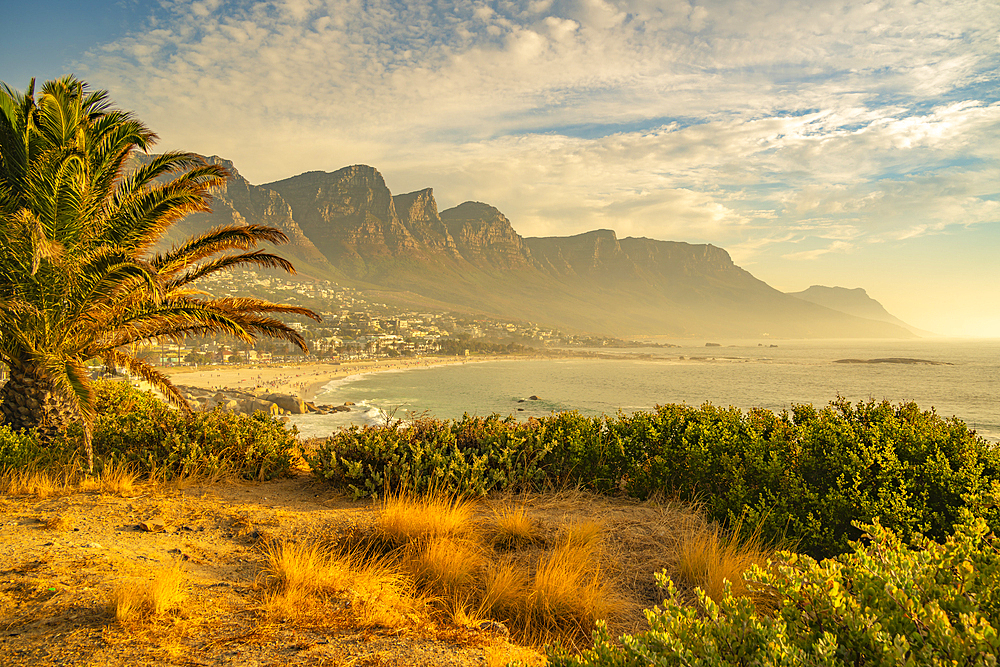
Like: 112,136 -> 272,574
288,339 -> 1000,442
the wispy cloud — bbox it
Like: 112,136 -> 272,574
74,0 -> 1000,333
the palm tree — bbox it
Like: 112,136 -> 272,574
0,75 -> 319,471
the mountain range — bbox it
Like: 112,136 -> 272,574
161,156 -> 919,339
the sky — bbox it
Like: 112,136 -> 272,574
3,0 -> 999,337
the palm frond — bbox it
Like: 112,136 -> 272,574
1,76 -> 316,453
102,348 -> 190,411
165,250 -> 295,289
151,223 -> 289,274
206,296 -> 322,322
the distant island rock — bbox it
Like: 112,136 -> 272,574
833,358 -> 952,366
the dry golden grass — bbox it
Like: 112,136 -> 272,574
260,538 -> 330,594
484,644 -> 546,667
0,466 -> 68,497
375,490 -> 478,546
674,518 -> 779,611
519,539 -> 624,645
489,502 -> 540,549
406,536 -> 484,594
478,557 -> 530,620
562,519 -> 604,548
259,537 -> 419,631
110,563 -> 186,623
247,491 -> 764,655
78,459 -> 139,495
2,457 -> 144,499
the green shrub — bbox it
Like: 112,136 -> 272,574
313,398 -> 1000,559
548,517 -> 1000,667
0,423 -> 40,468
89,379 -> 296,480
309,413 -> 551,499
620,398 -> 1000,559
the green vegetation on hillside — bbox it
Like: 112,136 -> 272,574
549,517 -> 1000,667
4,382 -> 1000,665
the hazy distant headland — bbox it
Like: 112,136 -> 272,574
145,154 -> 919,340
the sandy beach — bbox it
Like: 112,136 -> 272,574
161,356 -> 501,402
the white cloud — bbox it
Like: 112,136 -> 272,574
74,0 -> 1000,333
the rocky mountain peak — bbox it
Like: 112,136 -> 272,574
203,155 -> 239,178
264,165 -> 418,264
439,201 -> 534,270
393,189 -> 460,257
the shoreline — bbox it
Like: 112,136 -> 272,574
160,355 -> 529,402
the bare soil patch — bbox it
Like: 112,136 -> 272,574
0,474 -> 703,666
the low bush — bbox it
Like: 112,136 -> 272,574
313,399 -> 1000,559
309,413 -> 551,498
89,380 -> 296,480
0,423 -> 40,469
547,517 -> 1000,666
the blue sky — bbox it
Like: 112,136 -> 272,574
3,0 -> 999,336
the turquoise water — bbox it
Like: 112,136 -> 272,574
289,339 -> 1000,441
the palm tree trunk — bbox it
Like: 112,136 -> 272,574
0,361 -> 88,468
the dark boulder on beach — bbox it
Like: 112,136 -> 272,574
261,393 -> 306,414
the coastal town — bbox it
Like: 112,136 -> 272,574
149,269 -> 643,366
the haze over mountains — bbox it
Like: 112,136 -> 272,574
165,155 -> 919,339
786,286 -> 933,337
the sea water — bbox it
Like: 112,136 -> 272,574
289,339 -> 1000,442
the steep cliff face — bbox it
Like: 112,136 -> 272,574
132,154 -> 331,272
619,238 -> 736,276
264,166 -> 419,265
439,202 -> 535,270
199,157 -> 329,264
527,229 -> 635,278
392,189 -> 460,257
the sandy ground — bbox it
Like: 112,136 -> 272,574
0,474 -> 531,667
0,473 -> 699,667
161,357 -> 508,402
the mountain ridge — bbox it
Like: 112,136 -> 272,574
787,285 -> 928,337
165,157 -> 916,339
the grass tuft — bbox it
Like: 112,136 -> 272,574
520,539 -> 622,644
259,537 -> 418,630
79,459 -> 139,495
562,519 -> 604,548
405,536 -> 484,594
0,466 -> 67,497
375,490 -> 478,546
478,557 -> 530,619
674,518 -> 779,611
110,564 -> 186,623
489,502 -> 540,549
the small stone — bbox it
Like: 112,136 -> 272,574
140,518 -> 167,533
86,542 -> 102,549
